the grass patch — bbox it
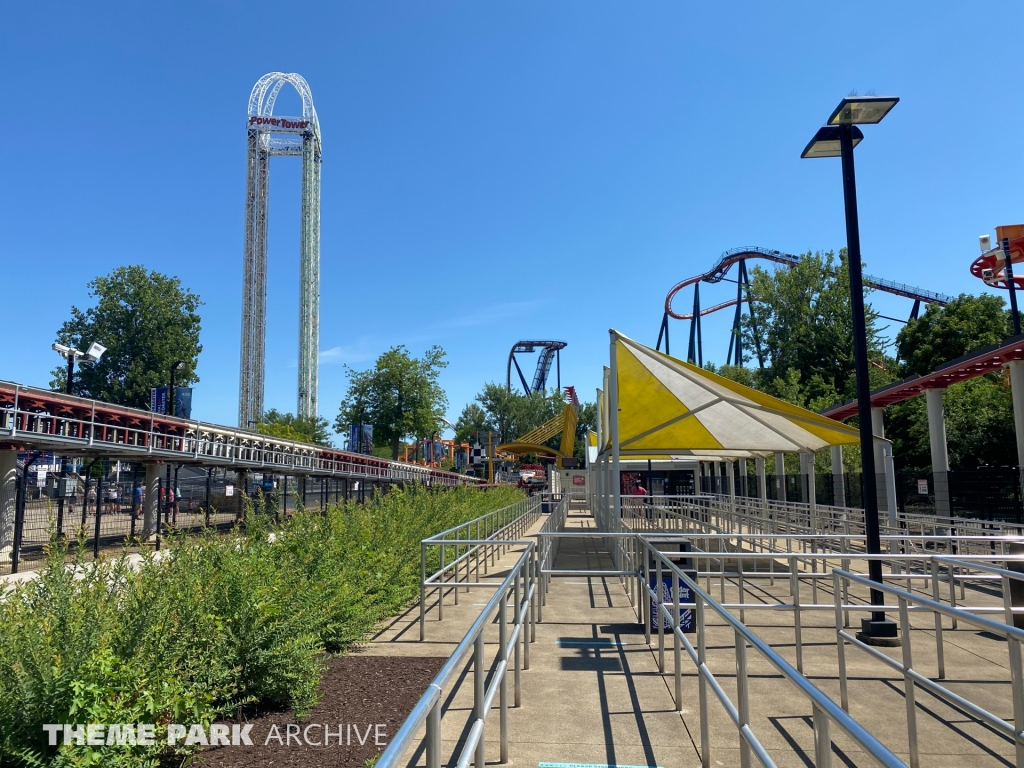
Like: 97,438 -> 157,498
0,484 -> 524,767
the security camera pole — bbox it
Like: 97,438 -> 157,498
52,342 -> 106,396
51,341 -> 107,527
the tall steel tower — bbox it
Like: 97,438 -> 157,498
239,72 -> 322,428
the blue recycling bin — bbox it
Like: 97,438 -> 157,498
644,536 -> 697,634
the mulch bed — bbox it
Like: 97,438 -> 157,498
195,655 -> 446,768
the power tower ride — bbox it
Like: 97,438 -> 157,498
239,72 -> 322,429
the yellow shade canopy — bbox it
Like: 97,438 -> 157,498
608,331 -> 861,456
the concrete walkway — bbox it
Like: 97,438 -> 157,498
363,506 -> 699,768
363,506 -> 1020,768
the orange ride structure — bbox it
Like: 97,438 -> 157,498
971,225 -> 1024,290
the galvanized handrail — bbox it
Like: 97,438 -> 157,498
419,495 -> 543,639
833,568 -> 1024,768
378,544 -> 536,768
534,527 -> 906,767
383,496 -> 572,768
642,548 -> 907,767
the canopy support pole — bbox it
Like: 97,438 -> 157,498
610,334 -> 621,521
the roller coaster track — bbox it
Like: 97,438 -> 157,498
506,340 -> 567,394
664,246 -> 953,320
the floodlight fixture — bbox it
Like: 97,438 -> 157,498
801,125 -> 864,159
827,95 -> 900,125
85,342 -> 107,363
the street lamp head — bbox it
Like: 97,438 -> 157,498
171,359 -> 186,372
800,125 -> 864,159
84,342 -> 106,363
827,95 -> 899,126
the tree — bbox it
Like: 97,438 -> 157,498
887,294 -> 1015,471
454,403 -> 490,444
741,250 -> 885,405
473,384 -> 565,444
257,409 -> 331,446
573,400 -> 597,459
474,384 -> 520,443
335,346 -> 448,459
50,265 -> 202,408
896,294 -> 1010,377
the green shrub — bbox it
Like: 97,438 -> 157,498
0,485 -> 524,767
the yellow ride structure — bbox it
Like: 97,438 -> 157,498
496,404 -> 578,468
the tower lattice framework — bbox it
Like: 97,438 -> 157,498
240,72 -> 322,428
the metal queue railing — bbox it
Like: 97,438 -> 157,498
383,495 -> 571,768
597,491 -> 1024,764
371,545 -> 535,768
833,568 -> 1024,768
530,520 -> 908,767
642,542 -> 908,768
400,488 -> 1024,767
419,495 -> 542,639
622,495 -> 1024,602
673,492 -> 1023,542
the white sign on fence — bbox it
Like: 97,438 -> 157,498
225,485 -> 235,497
917,479 -> 929,495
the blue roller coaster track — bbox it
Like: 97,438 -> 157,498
657,246 -> 954,368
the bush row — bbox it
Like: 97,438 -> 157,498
0,484 -> 525,767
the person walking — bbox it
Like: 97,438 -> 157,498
630,478 -> 649,519
132,483 -> 144,519
103,483 -> 117,514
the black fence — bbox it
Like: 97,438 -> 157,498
1,462 -> 379,575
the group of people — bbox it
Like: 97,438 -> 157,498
73,481 -> 152,520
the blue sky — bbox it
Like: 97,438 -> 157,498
3,2 -> 1022,444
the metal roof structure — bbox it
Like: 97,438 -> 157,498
821,334 -> 1024,420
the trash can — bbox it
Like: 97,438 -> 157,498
541,493 -> 563,514
643,535 -> 697,633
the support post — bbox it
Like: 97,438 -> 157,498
775,452 -> 786,502
871,407 -> 888,514
831,445 -> 845,508
755,457 -> 767,506
0,450 -> 17,568
799,452 -> 812,505
142,463 -> 161,539
237,470 -> 248,521
610,336 -> 621,520
1009,361 -> 1024,469
925,387 -> 951,517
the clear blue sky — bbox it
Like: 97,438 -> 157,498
3,2 -> 1022,443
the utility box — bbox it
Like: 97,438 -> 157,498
45,475 -> 78,499
644,536 -> 697,633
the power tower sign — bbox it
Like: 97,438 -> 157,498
239,72 -> 322,428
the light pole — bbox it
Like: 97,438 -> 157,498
51,341 -> 106,526
802,94 -> 900,645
